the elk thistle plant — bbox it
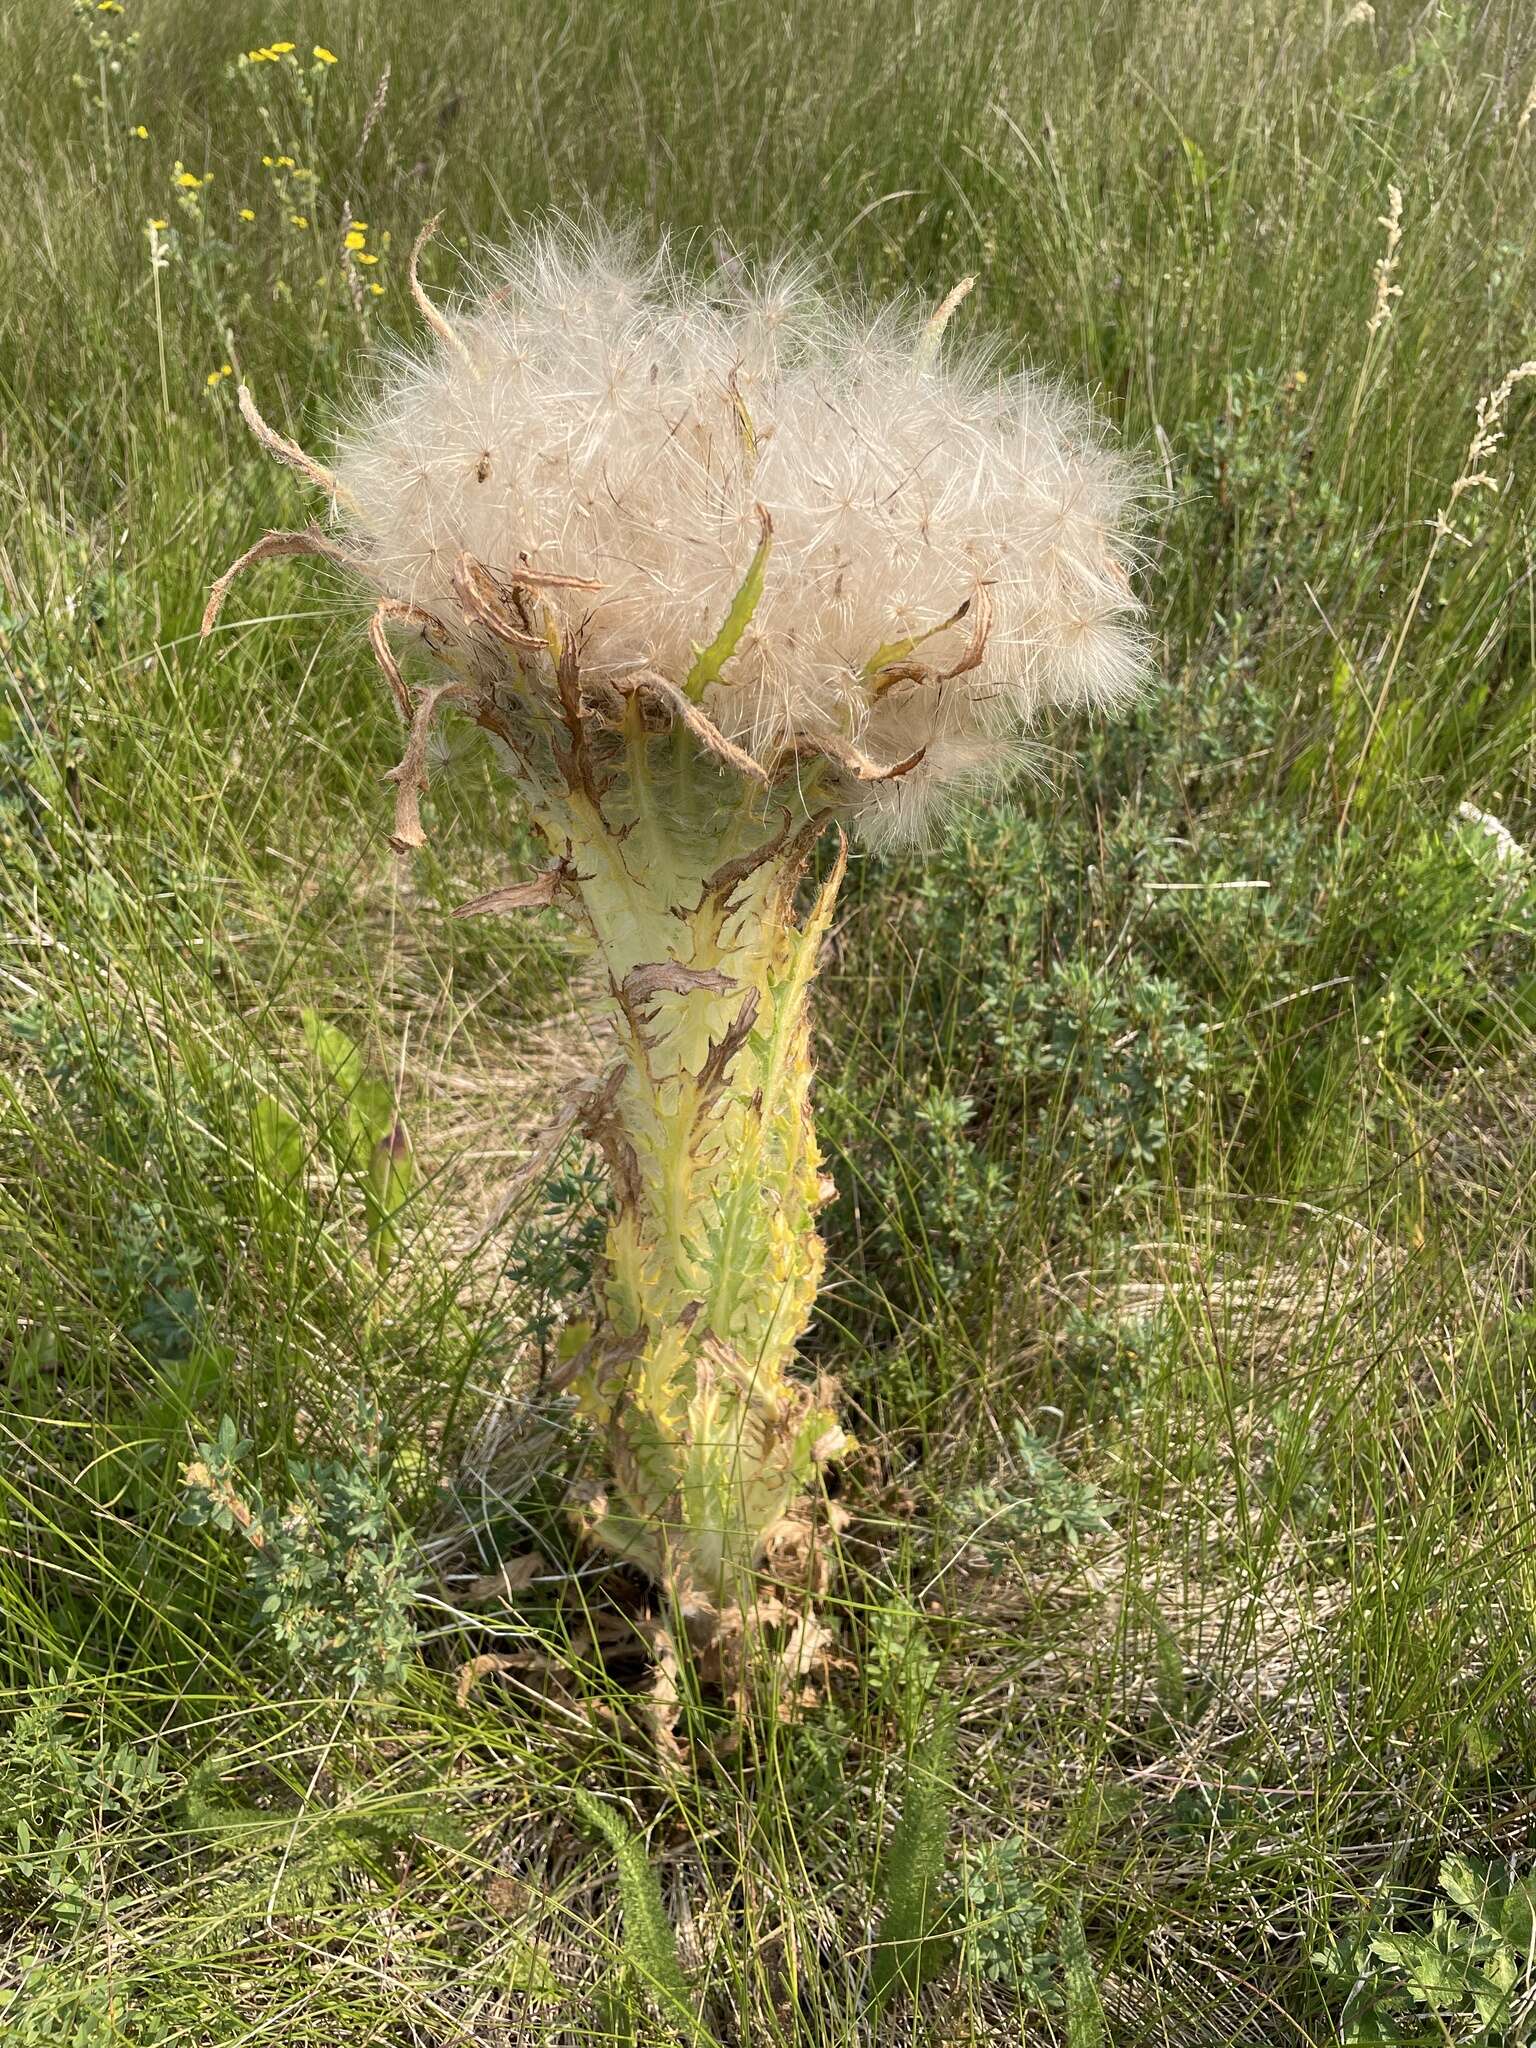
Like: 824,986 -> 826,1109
204,220 -> 1146,1632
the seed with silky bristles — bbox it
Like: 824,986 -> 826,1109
326,218 -> 1147,844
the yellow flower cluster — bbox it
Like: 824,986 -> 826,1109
342,220 -> 385,293
205,362 -> 234,390
172,159 -> 209,189
240,40 -> 337,65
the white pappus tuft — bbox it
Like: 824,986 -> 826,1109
328,219 -> 1150,843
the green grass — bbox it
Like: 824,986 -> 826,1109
4,0 -> 1536,2040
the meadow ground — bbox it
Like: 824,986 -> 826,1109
4,1 -> 1536,2041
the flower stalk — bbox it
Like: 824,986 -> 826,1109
551,731 -> 849,1609
465,605 -> 858,1613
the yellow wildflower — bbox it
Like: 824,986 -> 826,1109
277,155 -> 295,168
239,208 -> 256,221
205,364 -> 233,388
270,41 -> 295,54
97,1 -> 123,12
369,281 -> 384,296
289,214 -> 309,230
357,251 -> 379,265
313,45 -> 338,63
147,218 -> 168,232
132,124 -> 148,139
344,229 -> 366,251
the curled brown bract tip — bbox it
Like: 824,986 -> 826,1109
453,548 -> 603,662
410,215 -> 477,374
200,526 -> 380,638
236,385 -> 356,511
787,730 -> 928,783
452,552 -> 548,651
944,577 -> 994,681
618,670 -> 771,785
868,580 -> 994,695
367,605 -> 414,724
381,679 -> 478,853
453,862 -> 574,918
369,597 -> 457,726
504,560 -> 604,594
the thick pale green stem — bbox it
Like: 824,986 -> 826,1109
532,712 -> 844,1610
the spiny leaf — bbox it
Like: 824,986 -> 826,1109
683,506 -> 772,702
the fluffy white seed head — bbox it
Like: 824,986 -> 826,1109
332,219 -> 1149,843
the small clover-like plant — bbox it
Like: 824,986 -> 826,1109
953,1422 -> 1115,1563
960,1837 -> 1062,2009
1316,1856 -> 1536,2045
0,1688 -> 168,1927
181,1400 -> 423,1698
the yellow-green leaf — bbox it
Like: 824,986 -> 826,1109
684,506 -> 772,702
862,596 -> 971,685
